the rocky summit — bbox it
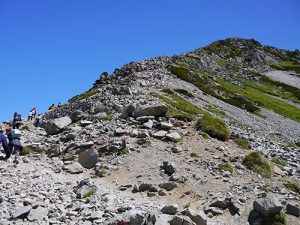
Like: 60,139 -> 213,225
1,38 -> 300,225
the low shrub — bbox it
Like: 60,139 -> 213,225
218,162 -> 234,174
243,151 -> 273,178
236,137 -> 251,149
197,114 -> 230,141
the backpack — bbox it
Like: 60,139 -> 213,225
14,114 -> 21,121
11,129 -> 22,139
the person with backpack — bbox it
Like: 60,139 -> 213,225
31,107 -> 37,118
48,104 -> 56,111
0,128 -> 11,160
28,110 -> 33,121
12,112 -> 22,129
6,127 -> 23,164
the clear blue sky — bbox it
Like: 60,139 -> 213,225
0,0 -> 299,121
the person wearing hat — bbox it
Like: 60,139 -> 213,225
0,127 -> 11,159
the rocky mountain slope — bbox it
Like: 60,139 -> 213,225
0,38 -> 300,225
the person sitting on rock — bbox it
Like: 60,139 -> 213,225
0,127 -> 11,160
57,102 -> 62,108
48,103 -> 56,111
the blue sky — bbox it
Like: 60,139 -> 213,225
0,0 -> 299,121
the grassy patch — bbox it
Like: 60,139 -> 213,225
206,105 -> 227,117
202,132 -> 210,139
218,163 -> 234,173
243,152 -> 273,178
236,137 -> 251,149
219,79 -> 300,123
69,89 -> 99,103
22,146 -> 40,155
174,89 -> 194,98
117,147 -> 129,156
150,92 -> 204,120
271,61 -> 300,74
96,168 -> 107,177
169,65 -> 190,81
261,211 -> 287,225
190,152 -> 199,158
218,59 -> 228,66
260,185 -> 270,193
272,157 -> 287,167
101,113 -> 114,121
197,114 -> 230,141
284,181 -> 300,194
82,189 -> 96,199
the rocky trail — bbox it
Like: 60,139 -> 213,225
1,38 -> 300,225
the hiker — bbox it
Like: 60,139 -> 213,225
6,128 -> 23,164
12,112 -> 22,129
0,128 -> 11,160
57,102 -> 62,108
33,117 -> 43,127
31,107 -> 37,118
28,110 -> 33,121
48,103 -> 56,111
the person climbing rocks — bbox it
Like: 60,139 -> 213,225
0,127 -> 11,160
57,102 -> 62,108
12,112 -> 22,129
6,127 -> 23,164
31,107 -> 37,118
28,110 -> 33,121
48,103 -> 56,111
34,117 -> 43,127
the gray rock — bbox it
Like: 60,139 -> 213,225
70,110 -> 86,122
253,196 -> 283,216
44,116 -> 72,135
143,120 -> 154,129
120,210 -> 150,225
73,180 -> 97,199
182,208 -> 208,225
78,149 -> 99,169
27,206 -> 48,221
138,183 -> 153,192
166,132 -> 182,142
160,122 -> 173,130
12,205 -> 32,219
169,215 -> 196,225
161,204 -> 179,215
161,161 -> 176,176
286,202 -> 300,217
153,130 -> 168,139
67,162 -> 84,174
132,104 -> 168,118
159,182 -> 178,191
120,104 -> 136,119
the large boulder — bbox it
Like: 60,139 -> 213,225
78,149 -> 99,169
253,196 -> 283,216
132,104 -> 168,118
12,205 -> 32,219
182,208 -> 208,225
169,215 -> 196,225
44,116 -> 72,135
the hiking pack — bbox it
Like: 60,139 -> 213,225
11,129 -> 22,139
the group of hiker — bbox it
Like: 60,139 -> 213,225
27,107 -> 37,121
0,119 -> 23,164
48,102 -> 62,111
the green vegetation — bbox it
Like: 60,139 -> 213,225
96,168 -> 107,177
206,105 -> 227,117
219,79 -> 300,123
272,157 -> 287,167
260,185 -> 270,193
203,40 -> 246,58
284,181 -> 300,194
169,65 -> 190,81
202,132 -> 210,139
82,189 -> 96,199
243,152 -> 273,178
218,59 -> 228,66
22,146 -> 40,155
190,152 -> 199,158
174,88 -> 194,98
101,113 -> 114,121
271,61 -> 300,74
261,211 -> 287,225
117,147 -> 129,156
218,162 -> 234,174
197,114 -> 230,141
69,89 -> 99,103
236,137 -> 251,149
150,91 -> 204,120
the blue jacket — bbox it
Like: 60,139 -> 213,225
0,132 -> 10,152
